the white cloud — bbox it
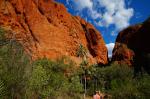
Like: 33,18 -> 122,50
72,0 -> 134,31
90,9 -> 102,19
106,43 -> 115,58
113,8 -> 134,30
98,0 -> 134,30
103,12 -> 114,26
74,0 -> 93,10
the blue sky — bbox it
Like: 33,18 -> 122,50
56,0 -> 150,57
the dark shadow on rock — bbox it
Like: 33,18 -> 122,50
112,17 -> 150,75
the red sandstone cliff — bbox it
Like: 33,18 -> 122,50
0,0 -> 108,65
112,17 -> 150,68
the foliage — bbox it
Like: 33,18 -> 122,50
0,27 -> 150,99
83,63 -> 150,99
0,27 -> 83,99
76,44 -> 87,59
137,75 -> 150,99
0,27 -> 5,40
0,79 -> 6,98
27,57 -> 83,99
0,27 -> 31,98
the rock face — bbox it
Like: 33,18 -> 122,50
112,17 -> 150,72
0,0 -> 108,65
112,25 -> 142,65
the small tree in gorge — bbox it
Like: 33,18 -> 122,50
76,44 -> 88,99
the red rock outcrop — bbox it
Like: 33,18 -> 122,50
112,17 -> 150,69
0,0 -> 108,65
112,25 -> 142,65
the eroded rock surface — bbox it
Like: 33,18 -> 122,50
0,0 -> 108,65
112,17 -> 150,72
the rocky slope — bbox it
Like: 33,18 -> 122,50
0,0 -> 108,65
112,25 -> 142,65
112,17 -> 150,72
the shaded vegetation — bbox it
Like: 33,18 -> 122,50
0,27 -> 150,99
27,58 -> 83,99
84,63 -> 150,99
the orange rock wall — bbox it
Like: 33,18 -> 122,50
0,0 -> 108,65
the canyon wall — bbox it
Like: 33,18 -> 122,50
0,0 -> 108,65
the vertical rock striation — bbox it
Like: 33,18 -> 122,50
0,0 -> 108,65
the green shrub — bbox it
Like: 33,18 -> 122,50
0,27 -> 149,99
0,79 -> 6,98
84,63 -> 150,99
27,57 -> 83,99
0,28 -> 83,99
0,28 -> 31,98
137,75 -> 150,99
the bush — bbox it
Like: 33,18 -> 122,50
0,28 -> 83,99
27,57 -> 83,99
0,27 -> 31,98
137,75 -> 150,99
0,27 -> 149,99
0,79 -> 6,98
84,63 -> 150,99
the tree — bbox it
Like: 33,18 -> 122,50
0,79 -> 6,98
0,27 -> 31,98
28,58 -> 83,99
76,44 -> 88,99
76,44 -> 88,61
